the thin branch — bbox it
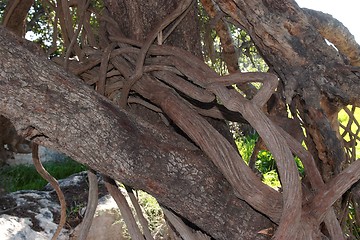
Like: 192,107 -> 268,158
78,169 -> 98,240
118,0 -> 195,108
64,0 -> 91,68
2,0 -> 21,26
155,88 -> 283,222
206,72 -> 278,107
304,160 -> 360,223
162,207 -> 211,240
103,176 -> 144,240
97,42 -> 117,95
275,119 -> 344,239
151,70 -> 215,103
32,143 -> 66,240
125,186 -> 154,240
205,75 -> 302,239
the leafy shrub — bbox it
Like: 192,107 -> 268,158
236,134 -> 304,189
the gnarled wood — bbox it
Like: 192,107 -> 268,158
1,0 -> 359,239
0,26 -> 272,240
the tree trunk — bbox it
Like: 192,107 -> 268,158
0,26 -> 272,239
215,0 -> 360,176
1,0 -> 360,239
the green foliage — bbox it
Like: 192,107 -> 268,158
67,202 -> 86,219
235,134 -> 257,163
198,2 -> 268,75
262,170 -> 281,189
24,0 -> 64,54
137,191 -> 167,237
236,134 -> 305,189
346,202 -> 360,239
0,158 -> 87,192
0,1 -> 7,23
24,0 -> 102,56
232,29 -> 269,73
339,200 -> 360,239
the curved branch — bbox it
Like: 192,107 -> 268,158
208,86 -> 302,239
275,119 -> 344,239
0,26 -> 272,240
125,186 -> 154,240
78,169 -> 98,240
162,207 -> 211,240
206,72 -> 278,107
303,8 -> 360,67
119,0 -> 195,107
32,143 -> 66,240
154,87 -> 283,222
305,160 -> 360,223
103,176 -> 145,239
2,0 -> 34,37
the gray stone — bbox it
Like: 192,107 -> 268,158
0,190 -> 69,240
0,172 -> 128,240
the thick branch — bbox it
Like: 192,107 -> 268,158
304,8 -> 360,67
0,26 -> 271,240
2,0 -> 34,37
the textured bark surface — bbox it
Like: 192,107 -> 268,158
107,0 -> 202,57
214,2 -> 360,174
1,0 -> 360,239
0,27 -> 272,240
2,0 -> 34,37
211,1 -> 360,238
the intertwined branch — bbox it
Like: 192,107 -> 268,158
7,0 -> 360,239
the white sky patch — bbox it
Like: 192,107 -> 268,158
295,0 -> 360,43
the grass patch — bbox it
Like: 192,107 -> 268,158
0,158 -> 87,193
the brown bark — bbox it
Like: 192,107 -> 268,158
304,8 -> 360,67
2,0 -> 34,37
1,0 -> 360,239
200,0 -> 258,97
214,0 -> 360,129
212,0 -> 360,238
0,26 -> 272,240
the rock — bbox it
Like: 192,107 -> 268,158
0,190 -> 69,240
70,195 -> 127,240
0,172 -> 127,240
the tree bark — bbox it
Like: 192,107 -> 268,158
214,1 -> 360,175
212,1 -> 360,238
2,0 -> 360,238
0,27 -> 272,240
2,0 -> 34,37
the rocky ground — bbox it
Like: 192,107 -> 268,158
0,171 -> 124,240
